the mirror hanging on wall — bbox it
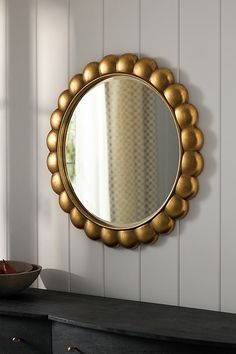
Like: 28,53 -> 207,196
47,53 -> 204,248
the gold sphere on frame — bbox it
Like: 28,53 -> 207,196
47,53 -> 204,249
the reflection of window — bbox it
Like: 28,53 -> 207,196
66,83 -> 111,221
75,84 -> 110,219
65,117 -> 76,182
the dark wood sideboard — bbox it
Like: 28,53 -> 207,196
0,288 -> 236,353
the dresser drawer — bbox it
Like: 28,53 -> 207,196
52,321 -> 235,354
0,314 -> 52,354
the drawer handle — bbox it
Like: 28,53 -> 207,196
12,336 -> 23,343
67,346 -> 80,352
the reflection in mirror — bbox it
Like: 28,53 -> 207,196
65,76 -> 180,228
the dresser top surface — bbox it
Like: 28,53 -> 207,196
0,288 -> 236,347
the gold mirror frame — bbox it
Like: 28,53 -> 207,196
47,53 -> 204,249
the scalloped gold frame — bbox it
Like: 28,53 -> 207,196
47,53 -> 204,249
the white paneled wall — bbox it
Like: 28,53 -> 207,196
1,0 -> 236,313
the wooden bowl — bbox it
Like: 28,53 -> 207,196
0,261 -> 42,297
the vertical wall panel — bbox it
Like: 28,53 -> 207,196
0,0 -> 6,259
69,0 -> 104,296
103,0 -> 140,301
179,0 -> 220,310
221,0 -> 236,313
140,0 -> 179,305
7,0 -> 37,263
37,0 -> 69,291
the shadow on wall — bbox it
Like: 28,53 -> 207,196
179,69 -> 216,232
40,268 -> 87,293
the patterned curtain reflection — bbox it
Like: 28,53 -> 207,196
105,79 -> 160,226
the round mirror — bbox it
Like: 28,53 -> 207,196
65,76 -> 180,228
47,53 -> 204,248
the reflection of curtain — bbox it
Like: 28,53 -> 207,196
105,79 -> 160,225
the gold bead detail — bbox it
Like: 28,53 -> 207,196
59,191 -> 73,213
50,109 -> 63,130
150,68 -> 174,92
164,84 -> 188,108
69,74 -> 84,94
83,62 -> 99,83
116,53 -> 138,73
133,58 -> 157,79
47,152 -> 58,173
175,103 -> 198,129
84,220 -> 101,240
58,90 -> 72,112
165,195 -> 189,219
101,228 -> 119,247
181,127 -> 204,151
118,230 -> 139,249
151,212 -> 175,234
70,208 -> 86,229
135,224 -> 157,244
47,130 -> 57,152
176,175 -> 199,199
99,55 -> 118,75
182,151 -> 204,176
51,172 -> 64,195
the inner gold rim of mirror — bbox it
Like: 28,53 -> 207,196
47,53 -> 204,249
59,73 -> 182,229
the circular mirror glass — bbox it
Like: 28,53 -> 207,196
65,76 -> 180,228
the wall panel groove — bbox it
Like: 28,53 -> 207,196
5,0 -> 8,260
219,0 -> 222,312
177,0 -> 181,307
0,0 -> 7,259
138,0 -> 141,303
102,0 -> 106,298
35,0 -> 39,287
67,0 -> 71,293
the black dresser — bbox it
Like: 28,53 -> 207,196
0,288 -> 236,353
